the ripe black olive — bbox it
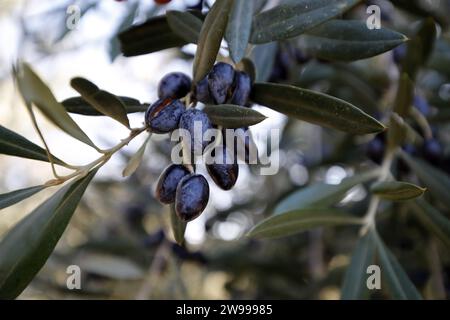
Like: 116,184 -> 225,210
155,164 -> 191,204
208,62 -> 235,104
175,174 -> 210,222
158,72 -> 192,100
145,98 -> 185,133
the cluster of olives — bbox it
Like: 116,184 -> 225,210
146,62 -> 253,222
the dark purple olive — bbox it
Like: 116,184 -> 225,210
179,108 -> 214,157
366,136 -> 385,164
223,127 -> 258,164
422,139 -> 443,165
413,95 -> 430,116
158,72 -> 192,100
175,174 -> 210,222
208,62 -> 235,104
229,71 -> 251,106
206,144 -> 239,190
194,77 -> 213,104
155,164 -> 191,204
145,98 -> 185,133
393,44 -> 407,65
143,229 -> 166,248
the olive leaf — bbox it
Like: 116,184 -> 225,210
409,200 -> 450,248
393,73 -> 414,117
247,208 -> 362,239
166,10 -> 202,44
0,169 -> 97,299
204,105 -> 266,128
250,0 -> 361,44
0,186 -> 46,211
373,232 -> 422,300
252,82 -> 386,134
70,77 -> 130,128
399,152 -> 450,208
122,136 -> 150,177
341,231 -> 377,300
301,20 -> 408,61
274,170 -> 379,214
371,181 -> 426,201
193,0 -> 234,84
250,42 -> 278,82
14,63 -> 98,150
61,96 -> 147,116
0,125 -> 65,165
239,58 -> 256,83
118,15 -> 188,57
109,2 -> 139,62
170,203 -> 186,245
225,0 -> 254,63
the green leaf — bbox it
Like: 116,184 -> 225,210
118,15 -> 188,57
170,203 -> 186,245
14,63 -> 98,150
251,42 -> 278,82
0,186 -> 46,211
0,125 -> 65,165
251,82 -> 386,134
70,78 -> 130,128
371,181 -> 425,201
393,73 -> 414,117
225,0 -> 254,63
247,208 -> 362,239
341,231 -> 377,300
239,58 -> 256,83
399,152 -> 450,208
0,169 -> 97,299
109,2 -> 139,62
409,200 -> 450,249
274,170 -> 379,214
122,136 -> 150,177
203,105 -> 267,128
193,0 -> 234,84
301,20 -> 407,61
166,10 -> 202,44
61,96 -> 147,116
373,232 -> 422,300
250,0 -> 361,44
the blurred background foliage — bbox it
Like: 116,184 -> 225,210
0,0 -> 449,299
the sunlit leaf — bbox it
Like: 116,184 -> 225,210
0,186 -> 46,211
204,105 -> 266,128
122,137 -> 149,177
371,181 -> 425,201
225,0 -> 254,63
252,82 -> 386,134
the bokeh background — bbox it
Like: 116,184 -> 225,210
0,0 -> 449,299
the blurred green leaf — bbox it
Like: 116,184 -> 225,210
251,42 -> 278,82
70,77 -> 130,128
371,181 -> 425,201
61,96 -> 147,116
122,136 -> 149,177
0,125 -> 65,165
109,2 -> 139,61
341,231 -> 376,300
225,0 -> 254,63
14,63 -> 98,150
302,20 -> 407,61
0,186 -> 46,211
204,104 -> 266,128
409,200 -> 450,248
0,169 -> 97,299
400,152 -> 450,208
170,204 -> 186,245
373,232 -> 422,300
193,0 -> 234,83
274,170 -> 379,214
252,82 -> 386,134
247,208 -> 362,239
166,10 -> 202,44
394,73 -> 414,117
250,0 -> 361,44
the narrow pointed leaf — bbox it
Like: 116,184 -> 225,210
204,105 -> 266,128
274,170 -> 379,214
15,63 -> 97,150
0,169 -> 97,299
193,0 -> 234,83
400,152 -> 450,208
71,78 -> 130,128
0,186 -> 46,211
250,0 -> 361,44
301,20 -> 408,61
409,200 -> 450,248
341,231 -> 377,300
170,203 -> 186,245
251,42 -> 278,82
61,96 -> 147,116
373,232 -> 422,300
0,125 -> 65,165
247,208 -> 362,239
371,181 -> 425,201
166,10 -> 202,44
122,137 -> 149,177
225,0 -> 254,63
252,82 -> 386,134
